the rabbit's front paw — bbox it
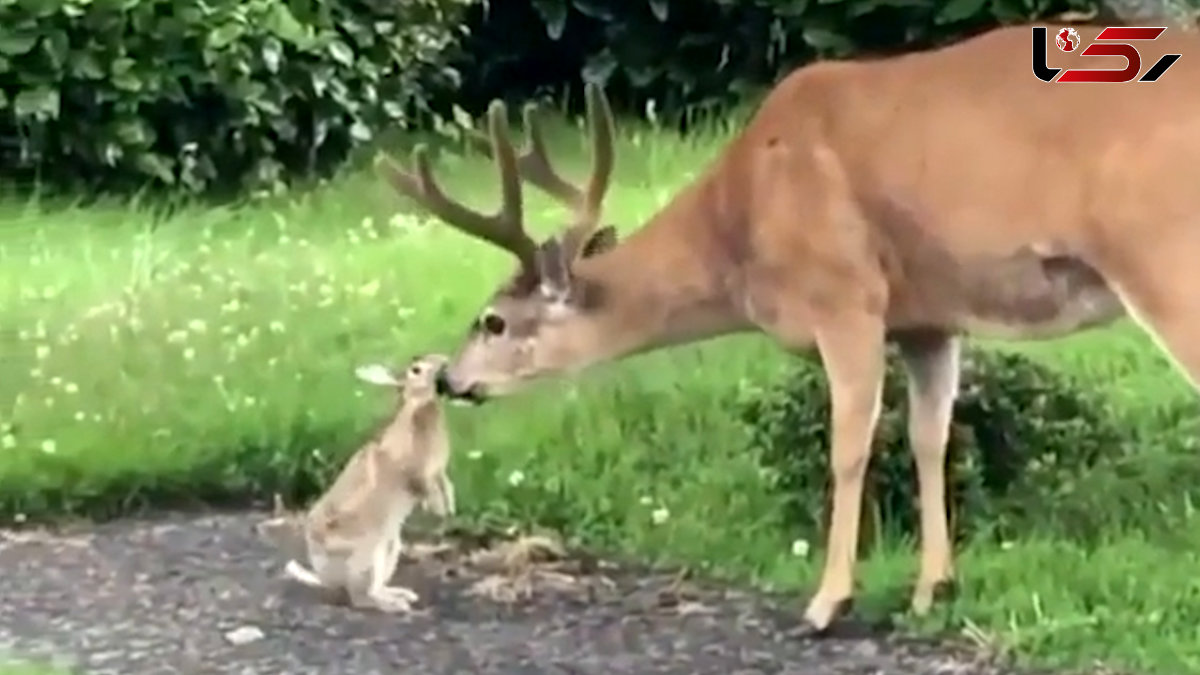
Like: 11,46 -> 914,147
371,585 -> 420,612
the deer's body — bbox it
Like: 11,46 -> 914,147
380,23 -> 1200,632
256,356 -> 454,613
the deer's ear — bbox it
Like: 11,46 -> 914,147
579,225 -> 618,258
536,239 -> 573,298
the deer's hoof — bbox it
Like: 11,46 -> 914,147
788,595 -> 854,638
911,577 -> 958,615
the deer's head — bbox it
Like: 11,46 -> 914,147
377,84 -> 620,402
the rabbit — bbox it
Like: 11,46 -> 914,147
256,353 -> 454,612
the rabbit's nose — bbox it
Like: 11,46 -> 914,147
434,365 -> 451,396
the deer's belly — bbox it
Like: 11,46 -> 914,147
954,253 -> 1125,340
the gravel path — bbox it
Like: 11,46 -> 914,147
0,510 -> 1068,675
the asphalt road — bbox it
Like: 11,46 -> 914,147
0,511 -> 1072,675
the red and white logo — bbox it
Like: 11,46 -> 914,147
1033,26 -> 1182,83
1056,27 -> 1080,52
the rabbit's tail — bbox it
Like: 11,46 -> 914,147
283,559 -> 325,589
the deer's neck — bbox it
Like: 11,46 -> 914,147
573,177 -> 750,360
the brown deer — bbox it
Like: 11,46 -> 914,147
376,23 -> 1200,632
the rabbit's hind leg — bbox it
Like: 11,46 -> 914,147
347,539 -> 418,613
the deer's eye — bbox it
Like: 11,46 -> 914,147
480,312 -> 506,336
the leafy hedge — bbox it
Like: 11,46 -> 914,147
450,0 -> 1108,117
3,0 -> 1150,194
738,348 -> 1134,549
0,0 -> 470,194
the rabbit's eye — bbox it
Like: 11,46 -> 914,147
409,364 -> 422,376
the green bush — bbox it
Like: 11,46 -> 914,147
738,348 -> 1133,548
0,0 -> 470,194
451,0 -> 1105,118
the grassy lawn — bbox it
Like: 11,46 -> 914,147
3,115 -> 1200,675
0,658 -> 68,675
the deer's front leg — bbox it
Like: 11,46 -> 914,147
803,314 -> 886,631
896,331 -> 960,614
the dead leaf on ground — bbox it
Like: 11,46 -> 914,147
673,600 -> 716,616
655,567 -> 702,608
466,533 -> 567,574
401,540 -> 456,562
466,571 -> 536,604
0,529 -> 93,548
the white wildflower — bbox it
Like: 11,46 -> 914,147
791,539 -> 810,558
651,507 -> 670,525
358,280 -> 380,297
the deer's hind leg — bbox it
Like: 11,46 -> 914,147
1090,132 -> 1200,390
1097,232 -> 1200,392
894,331 -> 961,614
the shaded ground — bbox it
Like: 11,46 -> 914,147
0,511 -> 1063,675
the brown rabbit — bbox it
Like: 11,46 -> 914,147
256,354 -> 453,612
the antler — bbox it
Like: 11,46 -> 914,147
376,101 -> 538,275
465,82 -> 616,261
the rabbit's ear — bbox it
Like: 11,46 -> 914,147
355,363 -> 402,387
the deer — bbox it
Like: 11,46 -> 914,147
376,22 -> 1200,632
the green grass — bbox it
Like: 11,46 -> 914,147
0,657 -> 69,675
3,114 -> 1200,674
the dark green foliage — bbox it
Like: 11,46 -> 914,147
0,0 -> 470,194
0,0 -> 1126,196
738,348 -> 1133,547
452,0 -> 1107,119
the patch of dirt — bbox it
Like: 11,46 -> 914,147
0,511 -> 1082,674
